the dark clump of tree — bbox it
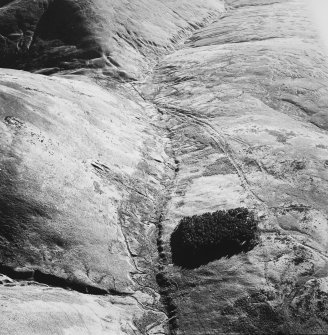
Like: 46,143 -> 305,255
170,208 -> 258,269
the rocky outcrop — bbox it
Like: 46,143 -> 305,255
1,0 -> 328,334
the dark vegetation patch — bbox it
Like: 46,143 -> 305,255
170,208 -> 258,268
156,272 -> 179,332
203,157 -> 235,176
